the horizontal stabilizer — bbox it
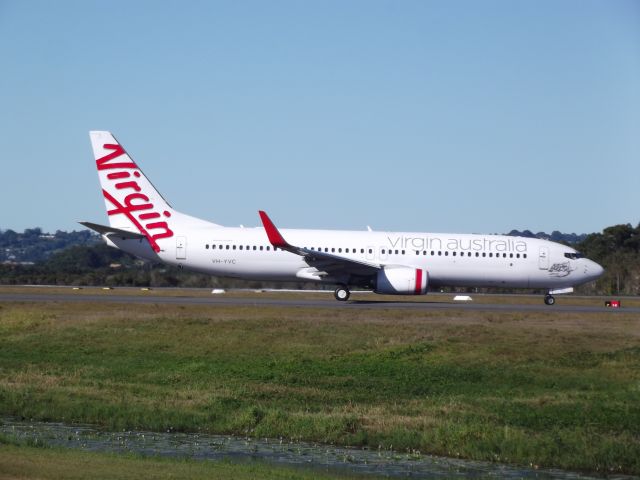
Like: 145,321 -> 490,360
79,221 -> 146,240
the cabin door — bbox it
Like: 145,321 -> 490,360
176,236 -> 187,260
538,246 -> 549,270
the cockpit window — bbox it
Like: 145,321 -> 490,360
564,252 -> 584,260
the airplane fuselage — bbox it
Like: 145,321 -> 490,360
112,223 -> 600,291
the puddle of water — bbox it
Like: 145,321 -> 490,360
0,417 -> 626,479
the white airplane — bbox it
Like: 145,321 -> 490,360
81,131 -> 604,305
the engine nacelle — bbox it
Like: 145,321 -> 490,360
374,266 -> 429,295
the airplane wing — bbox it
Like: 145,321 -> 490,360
258,211 -> 381,277
79,221 -> 146,240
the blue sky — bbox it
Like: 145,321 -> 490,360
1,1 -> 638,235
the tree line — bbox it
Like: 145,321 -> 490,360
0,224 -> 638,295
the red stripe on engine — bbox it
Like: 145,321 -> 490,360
415,269 -> 423,294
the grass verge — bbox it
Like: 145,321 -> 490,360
0,300 -> 638,475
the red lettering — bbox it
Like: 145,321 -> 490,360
107,172 -> 130,180
123,193 -> 152,211
145,222 -> 174,242
115,181 -> 142,192
102,190 -> 165,253
97,144 -> 137,170
99,146 -> 174,252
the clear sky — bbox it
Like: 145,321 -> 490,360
1,1 -> 638,235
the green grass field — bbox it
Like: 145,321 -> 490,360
1,294 -> 639,475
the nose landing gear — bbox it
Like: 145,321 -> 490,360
544,294 -> 556,306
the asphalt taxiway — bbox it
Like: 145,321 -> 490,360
0,291 -> 638,314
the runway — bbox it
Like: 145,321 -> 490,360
1,290 -> 638,314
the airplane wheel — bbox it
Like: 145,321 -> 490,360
544,294 -> 555,306
334,286 -> 350,301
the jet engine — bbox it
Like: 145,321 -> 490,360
374,266 -> 428,295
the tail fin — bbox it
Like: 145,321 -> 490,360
89,131 -> 179,253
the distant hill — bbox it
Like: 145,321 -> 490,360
0,228 -> 100,264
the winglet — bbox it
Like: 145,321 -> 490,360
258,211 -> 290,249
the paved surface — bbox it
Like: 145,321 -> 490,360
1,291 -> 638,314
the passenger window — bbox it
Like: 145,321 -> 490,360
438,251 -> 441,256
445,251 -> 449,256
524,254 -> 527,258
402,250 -> 405,255
453,251 -> 457,256
205,244 -> 209,249
489,252 -> 493,257
516,253 -> 520,258
382,249 -> 386,254
226,245 -> 230,250
239,245 -> 243,250
368,249 -> 372,254
267,246 -> 271,251
338,248 -> 342,253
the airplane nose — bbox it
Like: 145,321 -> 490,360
587,260 -> 604,280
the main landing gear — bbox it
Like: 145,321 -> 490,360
334,285 -> 351,301
544,294 -> 556,306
